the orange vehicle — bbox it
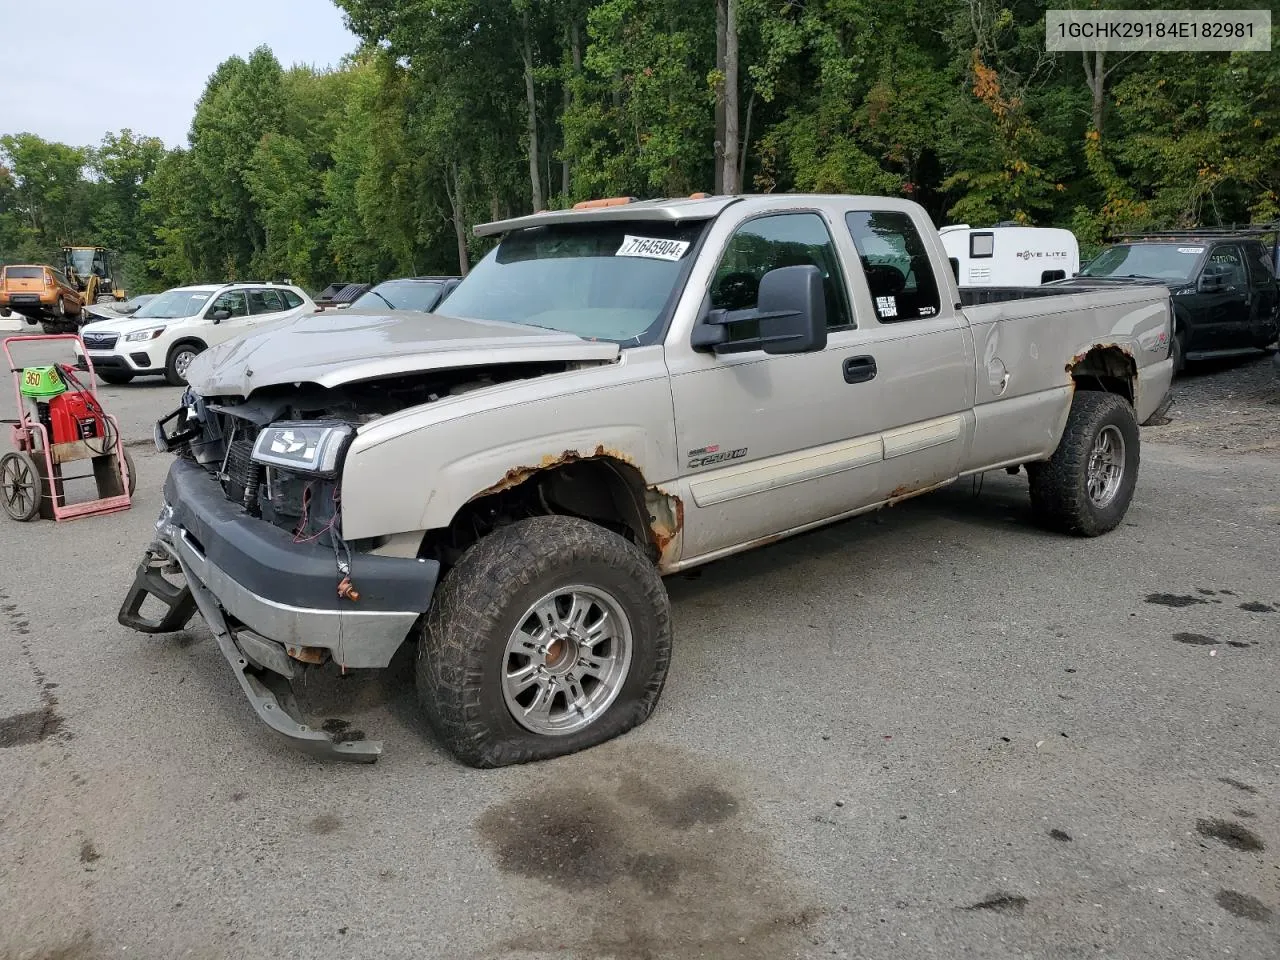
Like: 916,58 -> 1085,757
0,264 -> 85,329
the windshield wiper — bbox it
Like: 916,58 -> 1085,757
368,290 -> 398,310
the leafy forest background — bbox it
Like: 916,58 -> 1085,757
1,0 -> 1277,294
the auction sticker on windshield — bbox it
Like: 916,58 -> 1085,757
1177,247 -> 1204,254
616,236 -> 691,261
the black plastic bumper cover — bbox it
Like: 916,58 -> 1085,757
117,459 -> 442,763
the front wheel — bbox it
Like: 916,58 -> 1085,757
1027,391 -> 1140,537
1,451 -> 45,522
165,344 -> 201,386
416,515 -> 672,768
1171,328 -> 1186,374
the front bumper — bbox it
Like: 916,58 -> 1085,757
80,352 -> 161,375
118,459 -> 440,761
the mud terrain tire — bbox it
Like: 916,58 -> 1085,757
416,515 -> 672,768
1028,391 -> 1140,537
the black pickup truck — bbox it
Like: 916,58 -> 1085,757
1059,228 -> 1279,373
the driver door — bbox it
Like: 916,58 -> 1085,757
203,289 -> 252,344
667,210 -> 886,559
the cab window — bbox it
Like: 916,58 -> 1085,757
845,210 -> 942,322
281,290 -> 304,309
248,288 -> 287,314
1207,245 -> 1247,288
709,212 -> 852,336
208,290 -> 249,318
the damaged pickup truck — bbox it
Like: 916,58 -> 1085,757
119,194 -> 1175,765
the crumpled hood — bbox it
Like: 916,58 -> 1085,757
185,309 -> 621,397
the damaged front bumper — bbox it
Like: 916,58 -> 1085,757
118,459 -> 440,762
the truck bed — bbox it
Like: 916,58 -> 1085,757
958,282 -> 1117,306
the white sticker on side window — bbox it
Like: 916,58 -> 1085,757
1176,247 -> 1204,254
875,295 -> 898,318
616,235 -> 690,261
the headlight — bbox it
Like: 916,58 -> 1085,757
251,421 -> 354,476
125,327 -> 166,342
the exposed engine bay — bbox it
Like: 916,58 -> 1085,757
155,362 -> 576,548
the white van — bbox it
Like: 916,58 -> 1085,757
940,224 -> 1080,287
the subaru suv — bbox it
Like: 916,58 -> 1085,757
79,282 -> 315,385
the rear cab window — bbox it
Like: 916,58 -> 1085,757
844,210 -> 942,322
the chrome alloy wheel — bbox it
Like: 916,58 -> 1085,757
1086,424 -> 1126,507
501,585 -> 633,736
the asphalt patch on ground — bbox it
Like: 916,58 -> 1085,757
0,587 -> 68,747
0,708 -> 64,748
1239,601 -> 1276,613
477,744 -> 819,960
1196,818 -> 1265,852
1214,890 -> 1273,922
1145,593 -> 1208,608
1173,632 -> 1217,646
962,893 -> 1029,913
1219,778 -> 1259,795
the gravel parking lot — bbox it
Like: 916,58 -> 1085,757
1,351 -> 1277,960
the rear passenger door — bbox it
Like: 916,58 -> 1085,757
246,288 -> 296,328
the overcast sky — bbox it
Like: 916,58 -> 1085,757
0,0 -> 358,149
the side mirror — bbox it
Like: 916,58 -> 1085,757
1198,267 -> 1226,292
757,265 -> 827,354
691,264 -> 828,354
211,308 -> 232,323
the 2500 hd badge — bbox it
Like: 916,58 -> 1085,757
687,445 -> 748,468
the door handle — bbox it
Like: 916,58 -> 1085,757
843,355 -> 877,384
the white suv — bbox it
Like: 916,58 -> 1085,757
78,282 -> 316,385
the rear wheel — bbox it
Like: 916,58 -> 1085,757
1027,391 -> 1140,537
416,515 -> 672,768
96,370 -> 134,385
165,344 -> 201,386
1,451 -> 44,522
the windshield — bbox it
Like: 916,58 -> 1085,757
437,219 -> 708,343
67,249 -> 98,276
351,280 -> 443,312
1082,243 -> 1202,281
132,289 -> 213,320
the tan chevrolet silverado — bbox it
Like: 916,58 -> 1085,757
119,194 -> 1175,765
